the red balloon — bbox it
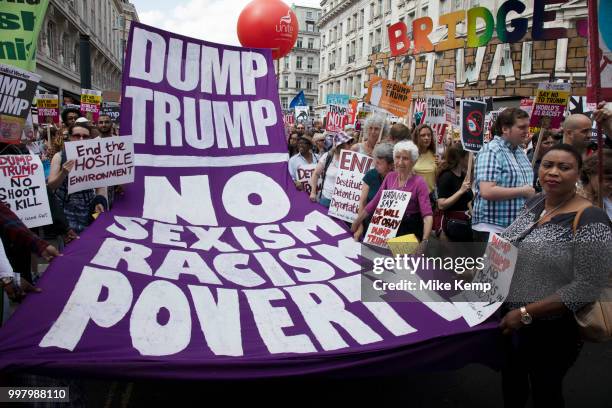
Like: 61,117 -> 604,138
237,0 -> 298,60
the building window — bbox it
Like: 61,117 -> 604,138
385,0 -> 391,13
73,44 -> 79,70
308,38 -> 314,49
282,97 -> 288,109
307,23 -> 315,32
307,11 -> 313,19
307,57 -> 313,70
62,34 -> 71,67
377,0 -> 383,16
284,57 -> 290,70
422,6 -> 428,17
46,22 -> 56,58
322,34 -> 326,47
358,38 -> 363,57
284,76 -> 289,88
296,37 -> 303,48
296,56 -> 303,69
359,9 -> 364,27
369,2 -> 375,19
296,77 -> 302,89
306,78 -> 312,90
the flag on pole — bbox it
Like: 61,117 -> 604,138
289,90 -> 307,108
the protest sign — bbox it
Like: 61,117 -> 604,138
283,112 -> 295,126
0,63 -> 40,144
347,99 -> 358,124
460,100 -> 486,153
444,80 -> 456,125
64,136 -> 135,194
101,102 -> 121,124
0,1 -> 49,71
295,162 -> 316,193
328,150 -> 373,222
37,94 -> 60,125
325,104 -> 349,133
0,155 -> 51,228
519,98 -> 533,117
412,97 -> 426,126
424,95 -> 447,149
0,23 -> 496,380
364,190 -> 411,248
452,234 -> 518,327
529,82 -> 571,129
295,106 -> 309,123
366,76 -> 412,118
80,89 -> 103,122
326,94 -> 350,106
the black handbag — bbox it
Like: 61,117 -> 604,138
444,214 -> 472,242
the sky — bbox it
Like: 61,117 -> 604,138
132,0 -> 322,46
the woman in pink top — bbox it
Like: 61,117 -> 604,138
351,140 -> 433,244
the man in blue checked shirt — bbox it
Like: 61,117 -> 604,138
472,108 -> 536,242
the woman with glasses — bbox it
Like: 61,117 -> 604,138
47,123 -> 107,235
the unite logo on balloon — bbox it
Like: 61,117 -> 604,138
276,11 -> 294,37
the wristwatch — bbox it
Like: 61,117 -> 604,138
1,276 -> 14,287
520,306 -> 533,325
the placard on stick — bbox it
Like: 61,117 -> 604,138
328,150 -> 374,222
529,82 -> 571,129
0,155 -> 52,227
460,100 -> 487,153
64,136 -> 135,194
364,190 -> 411,248
0,63 -> 41,144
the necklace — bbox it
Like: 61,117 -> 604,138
396,172 -> 413,188
537,192 -> 576,225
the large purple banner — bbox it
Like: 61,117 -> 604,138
0,23 -> 497,379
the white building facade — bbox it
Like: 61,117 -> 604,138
35,0 -> 139,101
278,5 -> 322,112
318,0 -> 588,112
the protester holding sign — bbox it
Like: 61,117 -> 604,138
472,108 -> 535,242
498,144 -> 612,408
46,123 -> 107,233
436,145 -> 473,242
309,132 -> 354,207
288,137 -> 319,193
351,113 -> 387,157
412,124 -> 439,193
352,140 -> 433,244
353,143 -> 394,241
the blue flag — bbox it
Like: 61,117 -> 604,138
289,90 -> 306,108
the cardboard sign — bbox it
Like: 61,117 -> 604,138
0,155 -> 52,228
444,80 -> 456,125
347,99 -> 358,124
37,94 -> 60,125
294,106 -> 309,123
100,102 -> 121,124
364,189 -> 411,248
366,76 -> 412,118
424,95 -> 448,149
80,89 -> 103,122
296,163 -> 316,194
0,1 -> 49,71
0,63 -> 41,144
460,100 -> 487,152
64,136 -> 135,194
412,98 -> 426,126
326,94 -> 350,106
452,233 -> 518,327
519,98 -> 534,117
529,82 -> 571,129
325,104 -> 349,133
328,150 -> 374,222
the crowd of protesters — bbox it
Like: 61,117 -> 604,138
286,104 -> 612,407
1,108 -> 120,311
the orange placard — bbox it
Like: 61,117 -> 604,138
365,76 -> 412,117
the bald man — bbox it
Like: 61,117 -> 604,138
562,114 -> 593,156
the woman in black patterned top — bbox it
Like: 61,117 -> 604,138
497,144 -> 612,408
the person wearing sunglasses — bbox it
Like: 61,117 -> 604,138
47,123 -> 108,236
